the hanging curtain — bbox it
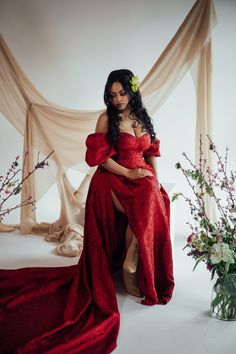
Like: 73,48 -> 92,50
0,0 -> 217,256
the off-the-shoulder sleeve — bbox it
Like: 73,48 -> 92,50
85,133 -> 116,167
143,138 -> 161,157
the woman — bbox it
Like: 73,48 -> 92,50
0,69 -> 174,354
85,69 -> 174,303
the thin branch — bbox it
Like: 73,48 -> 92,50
0,150 -> 54,208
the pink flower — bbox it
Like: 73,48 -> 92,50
4,189 -> 11,194
187,233 -> 195,243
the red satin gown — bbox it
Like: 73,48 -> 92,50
0,132 -> 174,354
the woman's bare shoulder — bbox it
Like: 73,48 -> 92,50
95,111 -> 109,133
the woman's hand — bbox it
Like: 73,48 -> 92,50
126,168 -> 153,179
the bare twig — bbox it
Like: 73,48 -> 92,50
0,150 -> 53,221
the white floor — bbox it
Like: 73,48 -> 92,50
0,232 -> 235,354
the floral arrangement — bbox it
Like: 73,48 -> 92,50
130,76 -> 139,93
172,136 -> 236,279
172,136 -> 236,320
0,151 -> 53,222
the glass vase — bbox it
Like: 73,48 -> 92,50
211,273 -> 236,321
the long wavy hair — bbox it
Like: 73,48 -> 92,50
103,69 -> 156,147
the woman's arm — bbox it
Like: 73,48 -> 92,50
144,156 -> 161,188
95,113 -> 129,177
101,158 -> 130,178
144,156 -> 158,177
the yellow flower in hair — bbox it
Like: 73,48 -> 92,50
130,76 -> 139,92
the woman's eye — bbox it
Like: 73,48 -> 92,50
110,90 -> 127,98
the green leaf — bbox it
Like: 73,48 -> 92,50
193,256 -> 205,271
171,193 -> 181,202
211,268 -> 216,281
205,185 -> 214,197
225,262 -> 230,274
175,162 -> 181,169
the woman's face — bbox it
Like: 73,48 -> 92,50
110,81 -> 130,111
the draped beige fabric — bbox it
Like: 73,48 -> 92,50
0,0 -> 217,256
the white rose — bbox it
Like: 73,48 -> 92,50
210,243 -> 222,264
221,243 -> 235,264
210,242 -> 235,265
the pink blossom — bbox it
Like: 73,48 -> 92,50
187,233 -> 195,243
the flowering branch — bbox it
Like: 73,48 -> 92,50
172,135 -> 236,280
0,150 -> 54,222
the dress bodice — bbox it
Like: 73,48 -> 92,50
114,132 -> 151,169
85,132 -> 160,168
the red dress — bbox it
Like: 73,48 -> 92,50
0,132 -> 174,354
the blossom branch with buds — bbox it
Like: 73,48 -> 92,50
172,135 -> 236,280
0,151 -> 54,222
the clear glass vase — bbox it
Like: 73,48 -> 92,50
211,273 -> 236,321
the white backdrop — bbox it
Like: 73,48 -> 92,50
0,0 -> 236,238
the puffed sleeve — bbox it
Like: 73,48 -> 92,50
143,137 -> 161,157
85,133 -> 117,167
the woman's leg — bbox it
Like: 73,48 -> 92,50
124,224 -> 133,250
111,190 -> 141,297
123,227 -> 139,273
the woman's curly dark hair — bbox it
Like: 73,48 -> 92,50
103,69 -> 156,147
